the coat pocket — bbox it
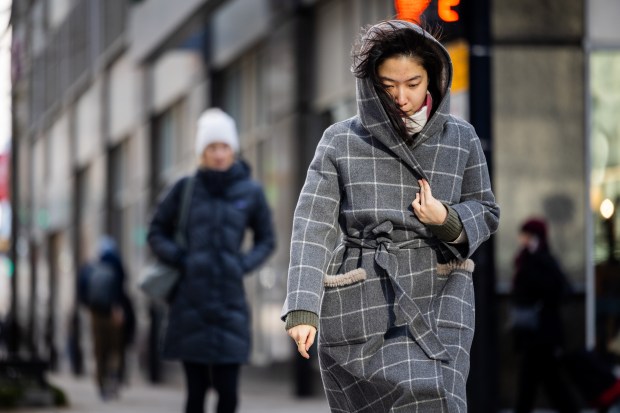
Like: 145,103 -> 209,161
434,259 -> 475,331
319,269 -> 369,346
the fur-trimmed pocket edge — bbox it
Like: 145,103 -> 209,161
436,258 -> 475,276
324,268 -> 367,288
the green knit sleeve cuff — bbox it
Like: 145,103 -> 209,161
428,204 -> 463,242
285,310 -> 319,331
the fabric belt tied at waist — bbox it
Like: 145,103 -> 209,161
342,221 -> 451,362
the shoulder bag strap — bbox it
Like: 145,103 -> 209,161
173,177 -> 195,248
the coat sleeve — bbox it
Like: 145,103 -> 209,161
147,178 -> 187,267
443,132 -> 500,259
240,185 -> 276,273
281,129 -> 341,320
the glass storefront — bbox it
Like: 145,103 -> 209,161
591,52 -> 620,263
590,52 -> 620,354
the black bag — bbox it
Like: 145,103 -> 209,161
87,262 -> 119,313
509,303 -> 541,331
139,177 -> 195,303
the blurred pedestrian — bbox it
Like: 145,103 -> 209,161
510,218 -> 578,413
147,108 -> 275,413
282,20 -> 499,412
78,235 -> 132,401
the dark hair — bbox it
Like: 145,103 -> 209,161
352,21 -> 445,145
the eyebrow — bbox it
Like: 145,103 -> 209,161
379,75 -> 422,83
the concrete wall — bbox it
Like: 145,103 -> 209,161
129,0 -> 209,62
493,47 -> 586,288
492,0 -> 586,289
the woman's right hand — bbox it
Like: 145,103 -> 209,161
412,179 -> 447,225
287,324 -> 317,359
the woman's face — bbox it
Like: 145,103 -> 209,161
518,232 -> 539,252
377,55 -> 429,117
200,142 -> 235,171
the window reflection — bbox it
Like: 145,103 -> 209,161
591,52 -> 620,263
591,52 -> 620,357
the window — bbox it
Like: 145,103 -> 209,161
590,51 -> 620,354
150,100 -> 187,199
214,47 -> 271,151
107,142 -> 127,253
591,52 -> 620,264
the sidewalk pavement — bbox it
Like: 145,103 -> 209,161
10,366 -> 599,413
12,364 -> 330,413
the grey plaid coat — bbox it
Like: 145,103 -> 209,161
282,21 -> 499,412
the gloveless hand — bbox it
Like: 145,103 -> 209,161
287,324 -> 317,359
412,179 -> 447,225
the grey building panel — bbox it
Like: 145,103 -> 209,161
492,0 -> 584,42
493,46 -> 586,287
589,0 -> 620,45
128,0 -> 210,62
211,0 -> 272,69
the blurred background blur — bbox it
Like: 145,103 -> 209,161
0,0 -> 619,411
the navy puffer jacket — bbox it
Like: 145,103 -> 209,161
147,161 -> 275,364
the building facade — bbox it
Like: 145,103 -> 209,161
8,0 -> 620,409
9,0 -> 396,378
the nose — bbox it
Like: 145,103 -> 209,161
394,86 -> 407,106
215,149 -> 227,160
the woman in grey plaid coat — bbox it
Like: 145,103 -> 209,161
282,20 -> 500,412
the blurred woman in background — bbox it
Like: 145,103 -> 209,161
511,218 -> 577,413
148,108 -> 275,413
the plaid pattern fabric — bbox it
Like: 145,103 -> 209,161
282,21 -> 499,412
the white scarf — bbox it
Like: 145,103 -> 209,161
404,91 -> 432,134
405,106 -> 428,134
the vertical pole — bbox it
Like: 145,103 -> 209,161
8,0 -> 21,355
9,85 -> 19,356
583,0 -> 596,352
466,0 -> 498,411
293,2 -> 320,398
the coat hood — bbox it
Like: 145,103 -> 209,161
353,20 -> 453,155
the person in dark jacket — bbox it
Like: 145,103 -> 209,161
511,218 -> 578,413
147,108 -> 275,413
78,235 -> 133,401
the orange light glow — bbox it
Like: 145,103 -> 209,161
395,0 -> 432,24
438,0 -> 460,22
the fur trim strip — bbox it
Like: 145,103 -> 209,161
436,259 -> 475,276
324,268 -> 367,288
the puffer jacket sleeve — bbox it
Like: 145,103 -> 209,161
240,186 -> 276,273
147,178 -> 188,267
281,129 -> 341,320
444,132 -> 500,259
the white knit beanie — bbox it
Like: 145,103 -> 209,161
195,108 -> 239,156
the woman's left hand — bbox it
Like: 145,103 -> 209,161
412,179 -> 447,225
287,324 -> 317,359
